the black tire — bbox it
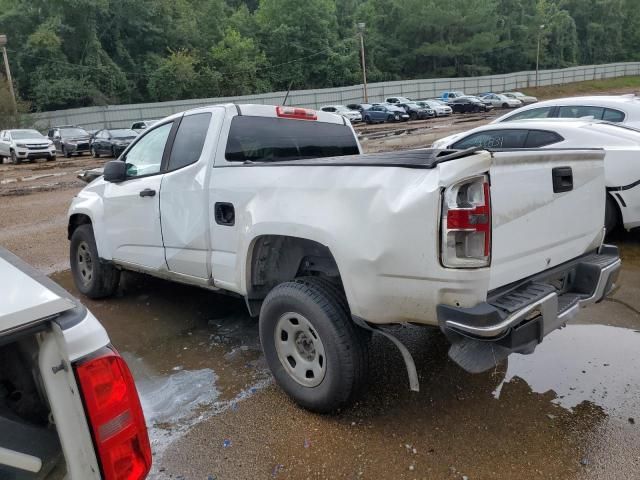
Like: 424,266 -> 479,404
410,112 -> 418,121
63,146 -> 70,158
259,278 -> 369,413
502,103 -> 509,108
111,146 -> 117,158
364,115 -> 371,124
70,224 -> 120,299
10,150 -> 18,164
394,112 -> 400,121
605,195 -> 620,234
91,146 -> 99,158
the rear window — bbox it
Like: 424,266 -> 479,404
225,116 -> 359,163
603,108 -> 625,122
524,130 -> 564,148
558,105 -> 604,119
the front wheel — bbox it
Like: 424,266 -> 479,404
70,224 -> 120,298
259,278 -> 369,413
364,115 -> 371,124
91,147 -> 99,158
10,150 -> 18,164
63,146 -> 70,158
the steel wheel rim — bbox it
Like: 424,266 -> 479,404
76,241 -> 93,285
274,312 -> 326,387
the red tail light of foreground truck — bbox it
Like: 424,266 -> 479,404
75,347 -> 151,480
441,174 -> 492,268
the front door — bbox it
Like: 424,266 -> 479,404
102,122 -> 174,270
0,131 -> 10,157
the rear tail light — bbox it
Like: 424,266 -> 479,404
441,175 -> 491,268
276,106 -> 317,120
75,347 -> 151,480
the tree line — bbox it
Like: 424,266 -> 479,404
0,0 -> 638,112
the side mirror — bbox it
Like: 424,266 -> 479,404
103,160 -> 127,183
53,135 -> 61,140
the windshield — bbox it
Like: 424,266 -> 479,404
110,129 -> 137,138
405,103 -> 421,108
11,130 -> 44,140
60,128 -> 89,137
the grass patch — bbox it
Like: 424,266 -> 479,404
521,76 -> 640,99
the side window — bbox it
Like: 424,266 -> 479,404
505,107 -> 553,121
452,129 -> 528,149
603,108 -> 625,122
167,113 -> 211,171
558,105 -> 604,119
124,122 -> 173,178
132,123 -> 141,130
47,129 -> 53,138
524,130 -> 564,148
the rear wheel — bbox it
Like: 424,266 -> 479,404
605,195 -> 620,234
62,146 -> 70,158
259,277 -> 369,413
70,224 -> 120,298
364,115 -> 371,124
91,146 -> 99,158
502,103 -> 509,108
410,112 -> 418,121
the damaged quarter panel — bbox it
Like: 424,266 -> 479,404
210,151 -> 494,326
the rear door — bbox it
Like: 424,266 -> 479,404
488,149 -> 606,289
160,109 -> 219,279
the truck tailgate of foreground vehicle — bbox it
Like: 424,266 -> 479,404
488,149 -> 606,289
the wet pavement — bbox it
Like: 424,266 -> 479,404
50,232 -> 640,480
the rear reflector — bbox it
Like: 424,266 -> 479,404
441,175 -> 491,268
276,106 -> 317,120
75,347 -> 151,480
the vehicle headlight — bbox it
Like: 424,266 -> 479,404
15,143 -> 26,148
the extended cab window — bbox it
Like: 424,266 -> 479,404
124,122 -> 172,177
225,116 -> 359,162
167,113 -> 211,171
524,130 -> 564,148
452,129 -> 528,149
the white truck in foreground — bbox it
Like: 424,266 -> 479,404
68,104 -> 621,412
0,248 -> 151,479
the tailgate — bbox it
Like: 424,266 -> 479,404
489,149 -> 606,290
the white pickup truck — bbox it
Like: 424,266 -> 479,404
0,248 -> 151,479
68,104 -> 621,412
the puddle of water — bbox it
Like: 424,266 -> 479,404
494,324 -> 640,418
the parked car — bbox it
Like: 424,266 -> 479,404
415,99 -> 452,116
0,247 -> 151,479
91,128 -> 138,158
131,120 -> 159,134
365,104 -> 410,123
68,103 -> 619,414
493,95 -> 640,125
396,102 -> 434,120
345,103 -> 373,113
385,96 -> 412,104
320,105 -> 362,123
47,126 -> 91,157
440,91 -> 465,102
0,129 -> 56,164
433,118 -> 640,233
449,96 -> 491,113
481,93 -> 522,108
503,91 -> 538,105
467,95 -> 495,109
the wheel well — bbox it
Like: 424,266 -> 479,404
246,235 -> 341,316
68,214 -> 92,240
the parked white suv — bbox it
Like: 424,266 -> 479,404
0,248 -> 151,479
0,129 -> 56,164
319,105 -> 362,123
68,103 -> 620,413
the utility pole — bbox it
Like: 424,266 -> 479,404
0,35 -> 17,115
535,24 -> 545,88
357,23 -> 368,103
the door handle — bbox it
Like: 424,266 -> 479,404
139,188 -> 156,197
214,202 -> 235,226
552,166 -> 573,193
